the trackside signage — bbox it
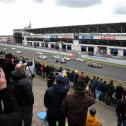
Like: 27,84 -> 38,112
101,36 -> 116,40
81,36 -> 94,39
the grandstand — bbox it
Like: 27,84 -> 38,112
22,22 -> 126,57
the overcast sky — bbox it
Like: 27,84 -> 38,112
0,0 -> 126,35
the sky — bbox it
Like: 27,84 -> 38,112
0,0 -> 126,35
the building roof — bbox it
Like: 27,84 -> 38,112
24,22 -> 126,34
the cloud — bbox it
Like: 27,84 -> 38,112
0,0 -> 45,3
114,5 -> 126,14
56,0 -> 101,8
0,0 -> 14,3
33,0 -> 44,3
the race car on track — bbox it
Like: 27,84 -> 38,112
56,58 -> 67,64
62,57 -> 70,61
74,58 -> 84,62
87,62 -> 102,68
36,52 -> 44,55
53,55 -> 62,59
38,55 -> 47,59
16,50 -> 22,54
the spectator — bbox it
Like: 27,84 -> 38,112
106,80 -> 115,105
61,80 -> 95,126
73,70 -> 79,89
100,81 -> 107,102
40,64 -> 46,77
95,79 -> 102,101
25,59 -> 35,87
9,64 -> 34,126
62,73 -> 69,87
86,108 -> 102,126
66,69 -> 70,81
78,72 -> 85,82
0,68 -> 22,126
69,71 -> 74,87
123,88 -> 126,100
47,72 -> 55,88
35,61 -> 40,75
45,65 -> 50,77
115,84 -> 124,102
1,53 -> 15,85
116,95 -> 126,126
44,74 -> 69,126
84,75 -> 90,85
90,76 -> 97,97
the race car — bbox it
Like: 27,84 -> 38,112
38,55 -> 47,59
53,55 -> 62,59
74,58 -> 84,62
56,58 -> 67,64
36,52 -> 44,55
63,57 -> 70,61
16,50 -> 22,54
87,62 -> 102,68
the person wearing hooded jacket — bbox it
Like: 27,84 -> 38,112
44,74 -> 69,126
86,108 -> 102,126
9,63 -> 34,126
61,80 -> 95,126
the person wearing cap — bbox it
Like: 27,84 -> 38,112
62,73 -> 69,87
86,108 -> 102,126
44,74 -> 69,126
61,80 -> 95,126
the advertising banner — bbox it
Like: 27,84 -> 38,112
81,36 -> 94,39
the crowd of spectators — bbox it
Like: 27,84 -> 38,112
0,52 -> 126,126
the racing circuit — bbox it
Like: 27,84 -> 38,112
0,44 -> 126,83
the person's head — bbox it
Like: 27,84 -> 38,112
81,72 -> 84,74
103,81 -> 106,85
15,63 -> 26,73
110,80 -> 113,85
90,108 -> 96,116
5,53 -> 14,59
63,73 -> 67,77
75,80 -> 86,93
93,76 -> 96,80
55,74 -> 63,84
27,60 -> 33,66
119,83 -> 122,86
96,77 -> 99,80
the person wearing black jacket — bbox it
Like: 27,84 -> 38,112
115,84 -> 124,102
44,74 -> 69,126
9,63 -> 34,126
106,80 -> 115,105
116,95 -> 126,126
2,53 -> 15,85
0,68 -> 22,126
47,72 -> 55,88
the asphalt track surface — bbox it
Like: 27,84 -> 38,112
0,45 -> 126,82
